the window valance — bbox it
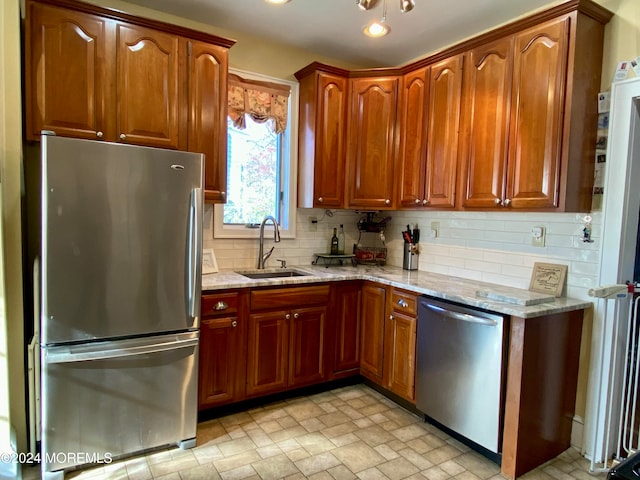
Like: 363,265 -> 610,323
228,73 -> 291,134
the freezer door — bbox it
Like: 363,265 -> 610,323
41,136 -> 203,344
40,332 -> 198,474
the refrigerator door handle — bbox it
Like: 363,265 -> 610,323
45,337 -> 199,364
187,187 -> 202,319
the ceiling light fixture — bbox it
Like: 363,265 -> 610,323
362,0 -> 390,38
400,0 -> 415,13
356,0 -> 378,10
264,0 -> 291,4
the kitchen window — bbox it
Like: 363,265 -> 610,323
213,70 -> 298,239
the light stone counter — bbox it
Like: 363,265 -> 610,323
201,264 -> 592,319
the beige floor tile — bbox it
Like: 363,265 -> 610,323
297,432 -> 339,455
355,424 -> 397,447
543,465 -> 579,480
332,441 -> 386,473
361,403 -> 390,417
453,452 -> 501,479
213,451 -> 262,473
148,454 -> 199,477
320,411 -> 353,427
246,428 -> 276,448
399,447 -> 435,470
219,464 -> 258,480
217,437 -> 258,457
124,456 -> 152,480
354,417 -> 376,429
153,473 -> 181,480
331,432 -> 361,448
405,437 -> 435,454
328,464 -> 359,480
377,456 -> 420,480
261,419 -> 284,434
286,447 -> 311,462
300,417 -> 327,432
355,466 -> 389,479
518,469 -> 556,480
369,413 -> 391,424
439,459 -> 466,476
178,463 -> 222,480
319,402 -> 340,414
455,471 -> 483,480
309,472 -> 335,480
251,407 -> 288,423
285,401 -> 327,421
422,466 -> 453,480
284,473 -> 308,480
269,426 -> 308,443
251,453 -> 300,479
193,444 -> 225,464
295,451 -> 342,476
278,415 -> 303,429
391,424 -> 430,442
374,443 -> 401,461
422,444 -> 463,465
383,409 -> 421,427
256,444 -> 284,459
322,421 -> 360,438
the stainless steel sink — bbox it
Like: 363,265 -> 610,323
238,269 -> 309,280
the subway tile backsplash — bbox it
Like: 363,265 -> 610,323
205,206 -> 601,301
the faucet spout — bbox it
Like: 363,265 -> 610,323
257,215 -> 281,269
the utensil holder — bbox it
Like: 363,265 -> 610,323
403,243 -> 419,270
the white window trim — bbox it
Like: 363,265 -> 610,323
213,68 -> 298,239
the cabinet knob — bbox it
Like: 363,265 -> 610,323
504,198 -> 512,206
293,313 -> 299,319
231,320 -> 237,328
385,199 -> 391,205
397,299 -> 408,308
317,197 -> 324,203
422,199 -> 429,206
414,199 -> 421,205
285,313 -> 291,320
119,133 -> 127,140
214,301 -> 228,311
389,314 -> 394,320
221,191 -> 226,198
96,131 -> 103,138
494,198 -> 502,206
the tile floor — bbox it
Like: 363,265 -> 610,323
23,384 -> 607,480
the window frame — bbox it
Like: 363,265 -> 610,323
213,68 -> 298,239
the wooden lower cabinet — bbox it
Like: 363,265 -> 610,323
332,282 -> 362,375
198,291 -> 246,409
360,282 -> 386,382
246,284 -> 330,397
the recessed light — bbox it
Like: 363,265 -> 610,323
265,0 -> 291,4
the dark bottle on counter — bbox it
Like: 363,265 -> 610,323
338,224 -> 345,254
330,228 -> 339,255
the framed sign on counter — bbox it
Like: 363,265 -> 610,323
529,262 -> 567,297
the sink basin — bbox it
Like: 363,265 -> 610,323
238,270 -> 309,280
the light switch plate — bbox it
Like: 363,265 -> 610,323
531,226 -> 545,247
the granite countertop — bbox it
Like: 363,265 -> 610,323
201,264 -> 592,319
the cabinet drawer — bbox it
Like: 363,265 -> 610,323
391,289 -> 417,316
250,285 -> 330,310
202,292 -> 239,317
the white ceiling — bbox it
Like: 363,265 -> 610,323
123,0 -> 560,67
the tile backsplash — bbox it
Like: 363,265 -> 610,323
205,206 -> 601,300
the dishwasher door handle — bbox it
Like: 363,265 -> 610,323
424,303 -> 498,326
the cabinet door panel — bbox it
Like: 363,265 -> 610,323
289,307 -> 326,386
117,23 -> 184,149
347,77 -> 399,209
426,55 -> 462,208
384,311 -> 416,402
397,67 -> 429,208
360,283 -> 386,381
334,284 -> 362,373
246,311 -> 289,396
198,317 -> 240,408
313,74 -> 348,208
508,17 -> 569,209
27,3 -> 111,141
461,39 -> 513,208
188,40 -> 228,203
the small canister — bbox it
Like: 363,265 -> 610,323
403,243 -> 419,270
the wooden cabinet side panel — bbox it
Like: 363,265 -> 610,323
187,40 -> 228,203
397,67 -> 429,208
346,77 -> 399,209
116,23 -> 184,149
507,17 -> 569,209
289,306 -> 327,386
425,55 -> 463,208
246,311 -> 289,396
26,3 -> 112,141
460,38 -> 513,209
501,310 -> 583,478
360,283 -> 386,381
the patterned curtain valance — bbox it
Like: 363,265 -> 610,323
228,73 -> 291,134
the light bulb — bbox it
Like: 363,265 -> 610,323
363,20 -> 390,37
264,0 -> 291,4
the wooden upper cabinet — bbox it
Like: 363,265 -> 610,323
507,17 -> 569,209
346,76 -> 399,210
396,67 -> 429,209
187,40 -> 229,203
296,66 -> 349,208
25,2 -> 112,141
425,55 -> 463,209
116,24 -> 185,149
460,38 -> 514,209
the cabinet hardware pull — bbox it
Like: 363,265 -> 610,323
397,299 -> 408,308
504,198 -> 512,206
389,315 -> 394,320
317,197 -> 324,203
494,198 -> 502,206
423,199 -> 429,206
414,199 -> 421,205
119,133 -> 127,140
385,199 -> 391,205
214,301 -> 228,311
221,191 -> 226,198
96,131 -> 103,138
293,313 -> 299,319
285,313 -> 291,320
231,320 -> 237,327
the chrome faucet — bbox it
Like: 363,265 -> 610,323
257,215 -> 281,269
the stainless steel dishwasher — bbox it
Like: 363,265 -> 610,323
416,297 -> 507,455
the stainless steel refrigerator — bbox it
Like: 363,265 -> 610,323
38,135 -> 203,478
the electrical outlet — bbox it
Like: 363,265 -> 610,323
309,216 -> 317,232
531,226 -> 545,247
430,221 -> 440,238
